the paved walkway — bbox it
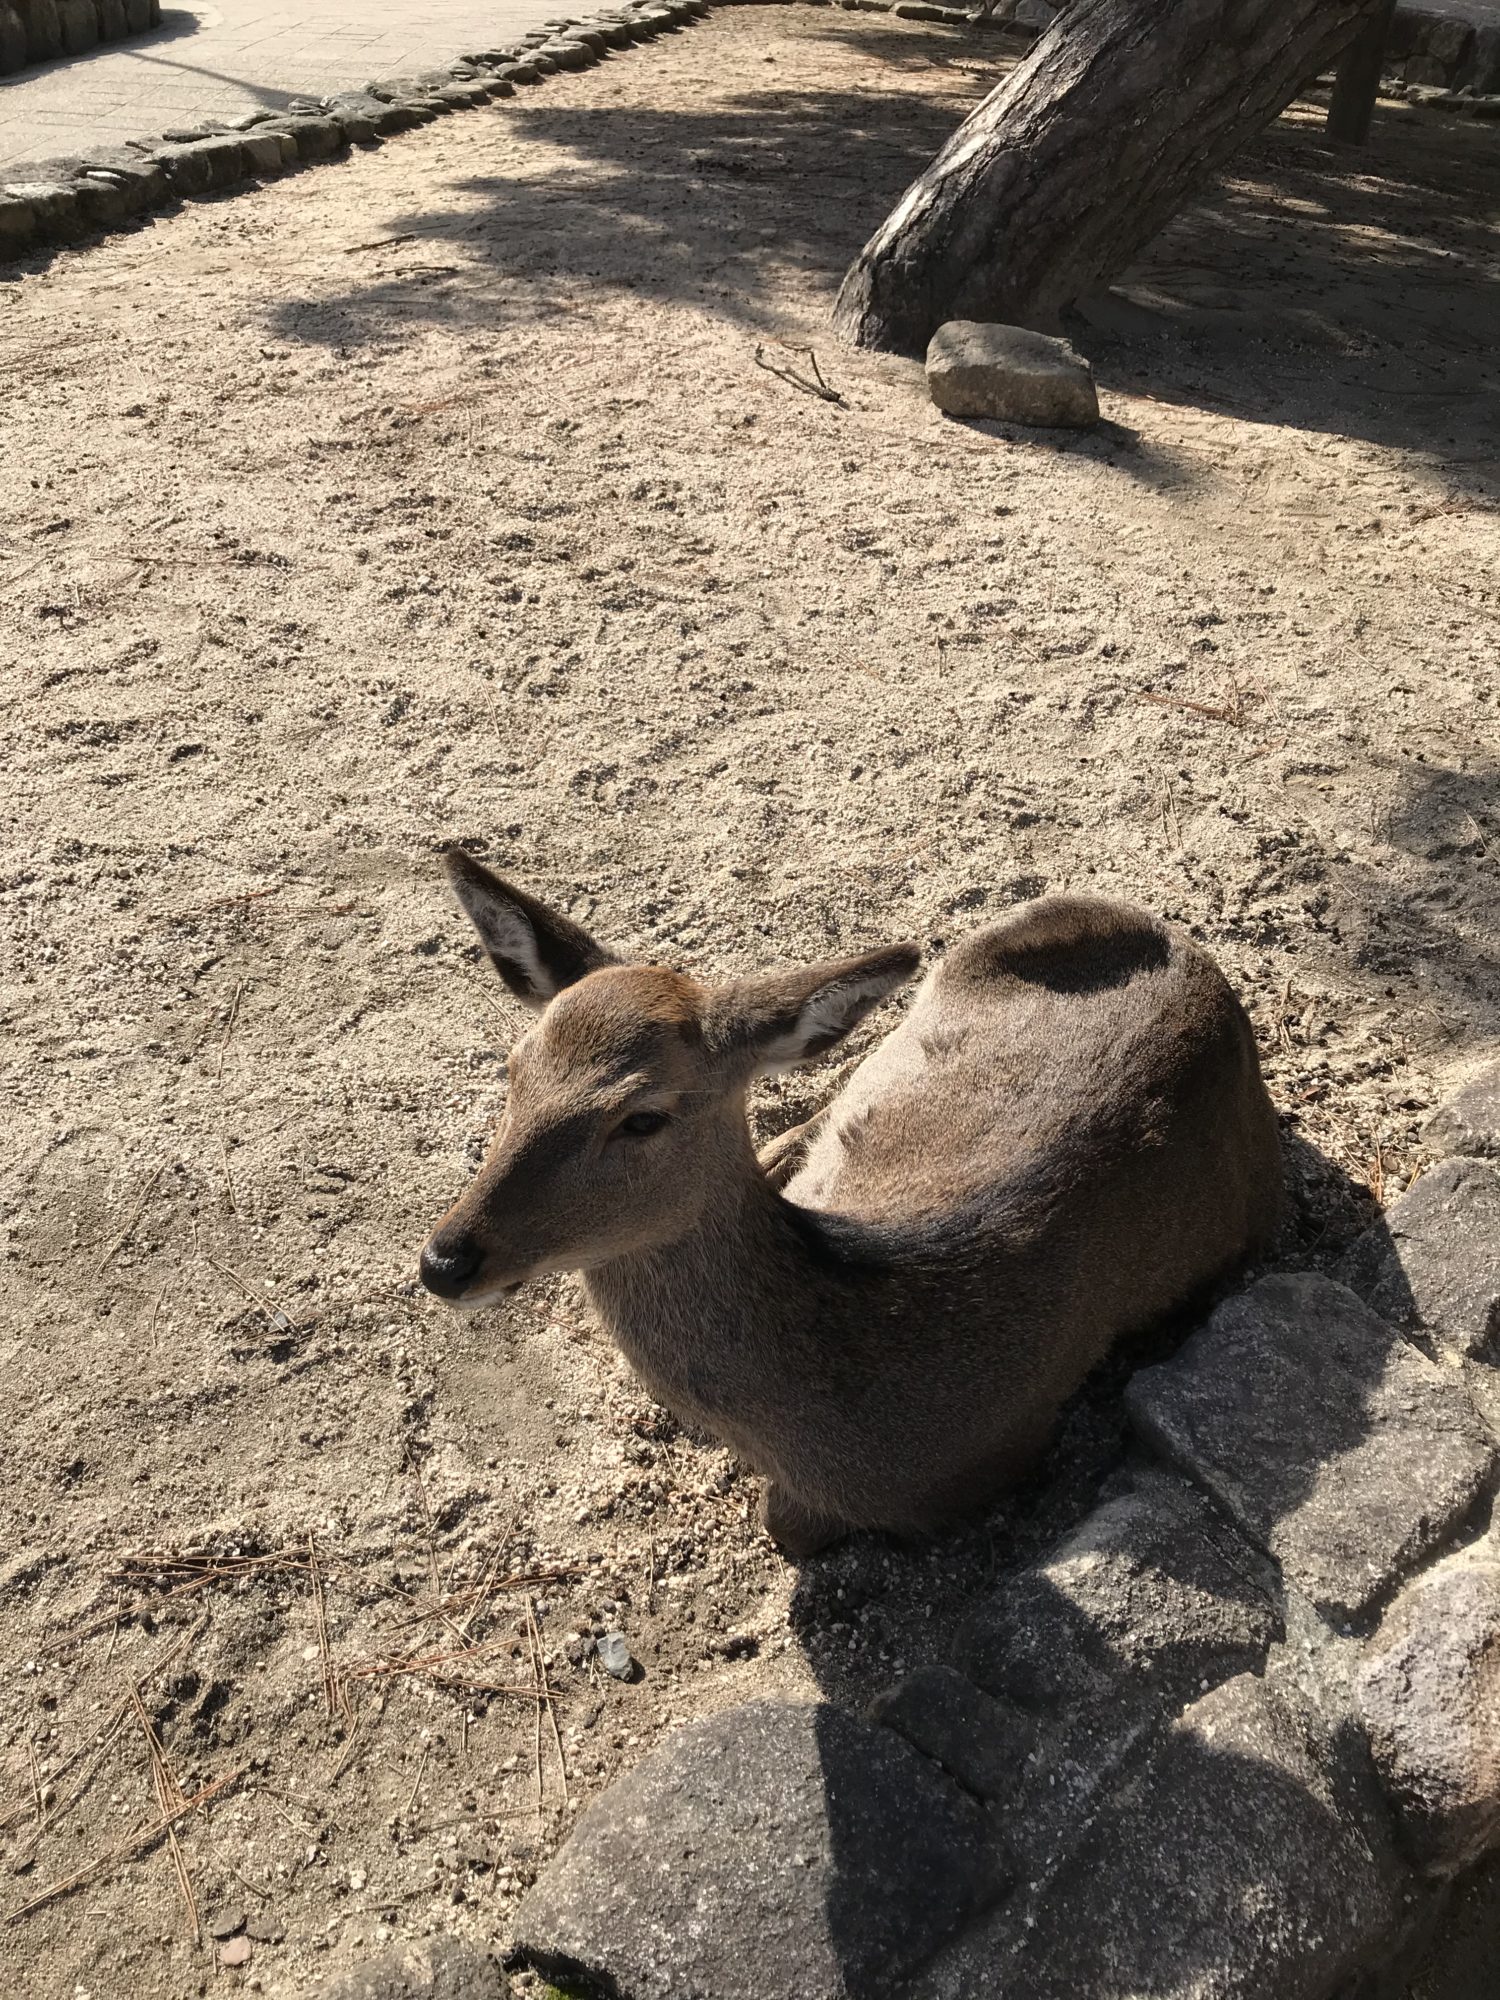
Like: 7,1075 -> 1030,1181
0,2 -> 565,167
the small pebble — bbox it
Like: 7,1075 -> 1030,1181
207,1908 -> 246,1941
219,1936 -> 253,1968
598,1631 -> 634,1680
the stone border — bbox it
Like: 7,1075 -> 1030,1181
0,0 -> 159,78
0,0 -> 1040,263
506,1067 -> 1500,2000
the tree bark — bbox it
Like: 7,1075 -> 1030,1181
834,0 -> 1387,357
1326,0 -> 1396,144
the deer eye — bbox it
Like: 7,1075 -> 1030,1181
615,1110 -> 670,1140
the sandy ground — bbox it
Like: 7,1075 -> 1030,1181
2,9 -> 1498,1995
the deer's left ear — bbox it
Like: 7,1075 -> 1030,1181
712,944 -> 920,1074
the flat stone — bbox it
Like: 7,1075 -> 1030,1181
492,61 -> 540,85
868,1663 -> 1031,1807
950,1464 -> 1279,1867
312,1937 -> 503,1998
155,136 -> 248,192
1126,1274 -> 1495,1625
278,114 -> 346,160
3,180 -> 83,239
1426,1065 -> 1500,1162
514,1700 -> 998,2000
1337,1157 -> 1500,1360
218,1936 -> 252,1969
929,1672 -> 1404,2000
0,192 -> 36,252
926,321 -> 1099,427
1357,1552 -> 1500,1875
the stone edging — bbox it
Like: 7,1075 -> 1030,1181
501,1066 -> 1500,2000
0,0 -> 1039,264
4,0 -> 1498,268
0,0 -> 159,79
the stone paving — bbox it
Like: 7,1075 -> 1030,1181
0,1 -> 566,165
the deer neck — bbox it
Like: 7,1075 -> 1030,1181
581,1121 -> 818,1430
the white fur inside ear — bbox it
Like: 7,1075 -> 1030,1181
759,967 -> 904,1073
460,888 -> 554,1006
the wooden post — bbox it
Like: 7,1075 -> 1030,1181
1326,0 -> 1397,145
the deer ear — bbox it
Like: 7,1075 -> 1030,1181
443,852 -> 618,1011
716,944 -> 920,1074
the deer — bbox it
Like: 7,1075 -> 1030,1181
419,854 -> 1283,1556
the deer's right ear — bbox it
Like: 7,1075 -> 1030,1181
443,853 -> 618,1011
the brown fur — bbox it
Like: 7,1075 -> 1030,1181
422,860 -> 1283,1556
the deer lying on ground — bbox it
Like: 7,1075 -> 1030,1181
420,855 -> 1282,1555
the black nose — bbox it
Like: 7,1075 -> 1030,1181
420,1235 -> 482,1299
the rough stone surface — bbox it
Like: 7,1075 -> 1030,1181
925,320 -> 1099,427
514,1700 -> 999,2000
55,0 -> 97,57
1126,1274 -> 1495,1624
1337,1156 -> 1500,1359
311,1937 -> 505,1999
1357,1551 -> 1500,1876
867,1662 -> 1031,1806
155,135 -> 248,192
946,1463 -> 1280,1867
1426,1064 -> 1500,1162
0,189 -> 36,247
928,1671 -> 1405,2000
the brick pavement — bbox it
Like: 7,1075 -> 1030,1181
0,2 -> 568,166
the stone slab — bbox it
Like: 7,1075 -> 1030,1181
1357,1551 -> 1500,1875
1125,1274 -> 1495,1625
927,1671 -> 1405,2000
513,1699 -> 1000,2000
925,320 -> 1099,427
1337,1156 -> 1500,1359
1426,1064 -> 1500,1160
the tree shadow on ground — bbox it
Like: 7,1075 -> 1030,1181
261,20 -> 1500,505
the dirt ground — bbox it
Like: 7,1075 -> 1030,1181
1,9 -> 1498,1996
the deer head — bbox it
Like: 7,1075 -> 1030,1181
418,853 -> 919,1307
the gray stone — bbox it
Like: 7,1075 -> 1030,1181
24,0 -> 63,62
1126,1274 -> 1495,1625
1357,1552 -> 1500,1875
0,6 -> 27,75
155,137 -> 248,193
514,1700 -> 998,2000
241,133 -> 290,176
3,180 -> 83,240
1472,25 -> 1500,96
492,61 -> 540,85
1337,1156 -> 1500,1360
1426,1065 -> 1500,1162
597,1630 -> 633,1679
537,39 -> 597,69
56,0 -> 98,56
926,321 -> 1099,427
97,0 -> 126,38
950,1464 -> 1279,1867
277,115 -> 346,160
0,191 -> 36,252
868,1663 -> 1031,1806
124,0 -> 151,29
312,1937 -> 504,1999
71,172 -> 136,226
929,1672 -> 1404,2000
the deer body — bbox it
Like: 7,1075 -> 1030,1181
421,862 -> 1282,1554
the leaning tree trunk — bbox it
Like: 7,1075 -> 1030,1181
834,0 -> 1386,356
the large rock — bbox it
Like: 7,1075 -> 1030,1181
0,5 -> 27,74
1337,1156 -> 1500,1359
925,321 -> 1099,427
306,1937 -> 504,1998
1357,1551 -> 1500,1876
944,1464 -> 1279,1866
1125,1274 -> 1495,1625
513,1700 -> 999,2000
1426,1064 -> 1500,1162
927,1671 -> 1405,2000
